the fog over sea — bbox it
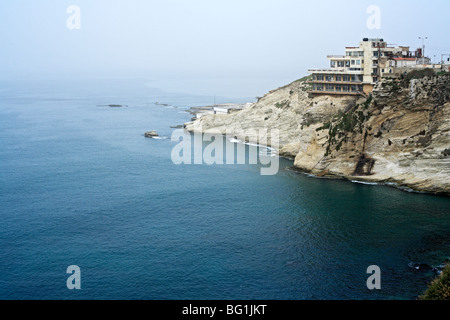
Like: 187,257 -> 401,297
1,78 -> 449,300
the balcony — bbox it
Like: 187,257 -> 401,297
308,90 -> 362,96
310,79 -> 363,85
327,55 -> 350,60
308,69 -> 364,74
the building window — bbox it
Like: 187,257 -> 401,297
331,61 -> 336,68
317,84 -> 324,91
326,75 -> 334,82
326,84 -> 334,91
317,75 -> 324,81
373,51 -> 379,57
351,60 -> 355,65
343,75 -> 350,82
372,77 -> 378,83
336,75 -> 342,81
338,61 -> 345,67
335,85 -> 342,92
351,85 -> 357,92
343,85 -> 350,92
356,60 -> 361,65
345,61 -> 350,67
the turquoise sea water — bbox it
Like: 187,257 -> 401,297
0,78 -> 449,300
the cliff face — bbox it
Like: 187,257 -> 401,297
185,77 -> 360,157
185,75 -> 450,195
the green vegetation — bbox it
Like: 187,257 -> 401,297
420,264 -> 450,300
295,75 -> 313,92
295,75 -> 312,83
316,96 -> 374,156
382,78 -> 402,93
401,68 -> 435,87
316,121 -> 331,131
303,112 -> 321,127
274,100 -> 290,109
363,94 -> 373,109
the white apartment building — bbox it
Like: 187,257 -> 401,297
308,38 -> 424,96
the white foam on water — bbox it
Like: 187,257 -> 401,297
350,180 -> 380,186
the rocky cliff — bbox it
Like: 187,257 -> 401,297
185,74 -> 450,195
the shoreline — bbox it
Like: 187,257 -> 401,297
183,124 -> 449,197
183,75 -> 449,198
286,165 -> 450,198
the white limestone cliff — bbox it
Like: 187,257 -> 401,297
185,75 -> 450,195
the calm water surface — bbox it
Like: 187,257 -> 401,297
1,79 -> 449,300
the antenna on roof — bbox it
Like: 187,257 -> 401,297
419,36 -> 428,63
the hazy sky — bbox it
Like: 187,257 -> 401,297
1,0 -> 450,98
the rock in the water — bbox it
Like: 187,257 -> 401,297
97,104 -> 128,108
409,262 -> 433,271
145,131 -> 159,138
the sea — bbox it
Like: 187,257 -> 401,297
0,77 -> 449,300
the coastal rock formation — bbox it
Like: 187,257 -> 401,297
296,75 -> 450,195
185,77 -> 360,158
185,74 -> 450,195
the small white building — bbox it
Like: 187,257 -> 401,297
213,106 -> 230,114
213,103 -> 251,115
389,57 -> 417,68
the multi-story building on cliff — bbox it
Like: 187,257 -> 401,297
308,38 -> 425,96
